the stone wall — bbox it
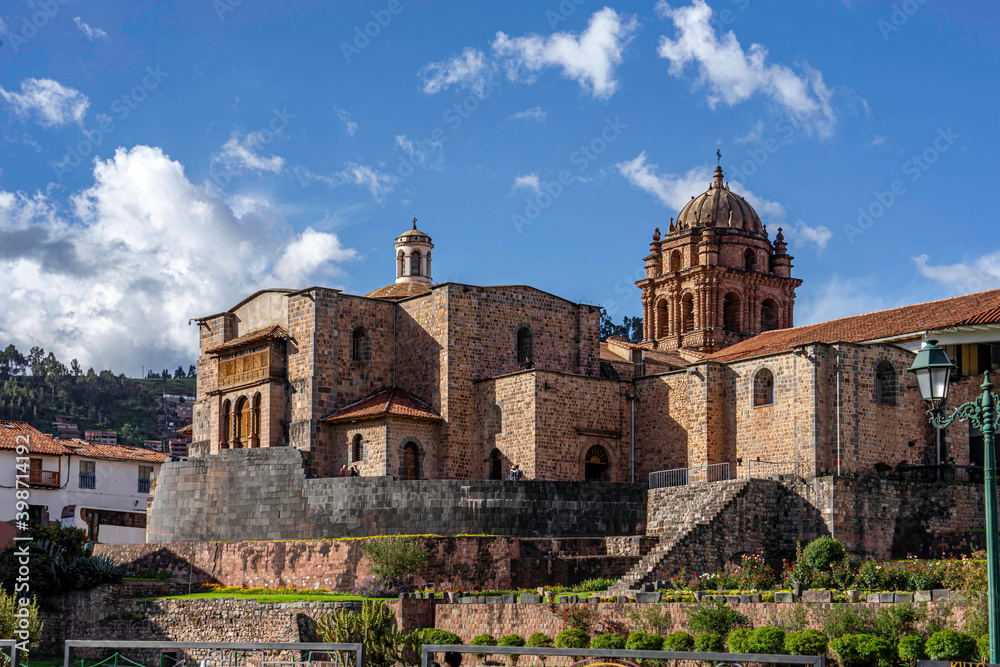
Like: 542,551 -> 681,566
148,447 -> 647,542
95,537 -> 641,592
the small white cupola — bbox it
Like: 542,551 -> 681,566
395,217 -> 434,284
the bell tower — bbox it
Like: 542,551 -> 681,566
394,217 -> 434,284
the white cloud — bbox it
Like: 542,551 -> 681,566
868,134 -> 888,148
335,107 -> 357,136
74,17 -> 109,42
784,220 -> 832,251
510,106 -> 548,122
419,47 -> 495,98
214,131 -> 286,174
492,7 -> 639,100
335,162 -> 396,201
655,0 -> 836,137
615,153 -> 709,210
0,145 -> 358,372
913,252 -> 1000,294
512,173 -> 541,194
0,78 -> 89,128
795,276 -> 891,326
734,120 -> 765,144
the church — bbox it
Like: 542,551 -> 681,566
190,165 -> 1000,483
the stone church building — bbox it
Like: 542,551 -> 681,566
190,170 -> 1000,483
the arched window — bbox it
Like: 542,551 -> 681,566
251,393 -> 261,447
584,445 -> 609,481
352,326 -> 368,363
876,361 -> 898,406
402,442 -> 420,480
656,300 -> 669,337
488,448 -> 502,480
233,396 -> 250,447
760,299 -> 779,332
396,250 -> 404,279
682,294 -> 695,333
410,250 -> 422,276
352,434 -> 363,462
670,250 -> 682,272
487,404 -> 502,438
744,248 -> 756,273
220,400 -> 231,449
754,369 -> 774,406
516,327 -> 534,366
723,293 -> 741,332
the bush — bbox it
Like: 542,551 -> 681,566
420,629 -> 462,646
317,600 -> 409,667
0,589 -> 42,649
471,634 -> 497,660
785,630 -> 828,657
628,605 -> 672,634
978,635 -> 990,663
359,537 -> 429,581
870,603 -> 924,644
686,600 -> 750,637
857,561 -> 881,590
829,634 -> 895,667
352,575 -> 408,597
897,635 -> 925,665
626,631 -> 664,651
821,604 -> 868,640
662,631 -> 694,652
726,629 -> 750,654
498,634 -> 526,666
925,629 -> 978,661
573,578 -> 615,593
746,627 -> 785,655
694,633 -> 724,653
733,554 -> 776,590
801,537 -> 847,572
526,633 -> 553,665
590,634 -> 626,650
555,628 -> 590,650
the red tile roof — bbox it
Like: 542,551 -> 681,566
707,288 -> 1000,363
364,282 -> 433,301
207,325 -> 287,354
0,421 -> 72,455
67,441 -> 167,463
322,387 -> 442,424
953,306 -> 1000,327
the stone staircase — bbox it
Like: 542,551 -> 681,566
608,478 -> 752,595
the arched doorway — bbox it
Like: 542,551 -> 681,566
682,294 -> 695,333
402,442 -> 420,480
584,445 -> 609,481
760,298 -> 779,332
488,448 -> 502,480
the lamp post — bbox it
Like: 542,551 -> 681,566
908,339 -> 1000,662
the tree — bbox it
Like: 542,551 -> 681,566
27,346 -> 45,377
1,344 -> 26,379
173,366 -> 186,379
147,369 -> 157,379
160,369 -> 170,379
188,364 -> 197,377
598,309 -> 643,343
70,358 -> 82,376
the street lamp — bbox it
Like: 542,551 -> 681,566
909,339 -> 1000,662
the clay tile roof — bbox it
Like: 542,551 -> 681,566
0,421 -> 72,455
67,441 -> 167,463
207,325 -> 287,355
707,288 -> 1000,364
606,336 -> 648,351
322,387 -> 442,424
364,282 -> 433,301
952,305 -> 1000,327
177,424 -> 193,436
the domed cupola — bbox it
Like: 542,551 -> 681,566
394,217 -> 433,284
672,166 -> 765,237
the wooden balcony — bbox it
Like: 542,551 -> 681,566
28,469 -> 60,487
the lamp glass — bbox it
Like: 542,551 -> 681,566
915,368 -> 933,403
930,365 -> 951,403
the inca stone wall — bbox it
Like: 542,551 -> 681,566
147,447 -> 647,542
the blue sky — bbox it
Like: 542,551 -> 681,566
0,0 -> 998,373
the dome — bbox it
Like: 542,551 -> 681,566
673,166 -> 764,236
396,218 -> 432,244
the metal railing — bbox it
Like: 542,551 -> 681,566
65,641 -> 364,667
28,469 -> 59,487
649,462 -> 730,489
746,459 -> 801,480
1,639 -> 19,667
138,478 -> 151,493
421,644 -> 825,667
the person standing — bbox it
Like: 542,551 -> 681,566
509,464 -> 523,481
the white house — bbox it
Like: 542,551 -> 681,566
0,420 -> 166,545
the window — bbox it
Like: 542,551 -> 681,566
233,396 -> 250,447
656,300 -> 669,337
488,448 -> 502,480
875,360 -> 898,406
410,250 -> 422,276
584,445 -> 609,481
723,293 -> 741,332
79,460 -> 96,489
352,434 -> 363,462
402,442 -> 420,480
754,368 -> 774,406
682,294 -> 695,333
221,400 -> 231,448
744,248 -> 756,273
670,250 -> 682,272
487,404 -> 502,438
760,299 -> 779,332
352,327 -> 368,363
138,466 -> 153,494
516,327 -> 534,366
251,393 -> 261,446
396,250 -> 404,279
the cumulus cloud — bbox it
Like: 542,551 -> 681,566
74,17 -> 109,42
419,47 -> 495,97
214,130 -> 286,174
492,7 -> 639,100
0,78 -> 89,128
510,106 -> 548,122
913,252 -> 1000,294
512,173 -> 541,194
335,107 -> 357,136
784,220 -> 832,251
334,162 -> 396,200
655,0 -> 836,137
0,145 -> 358,372
795,276 -> 891,326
